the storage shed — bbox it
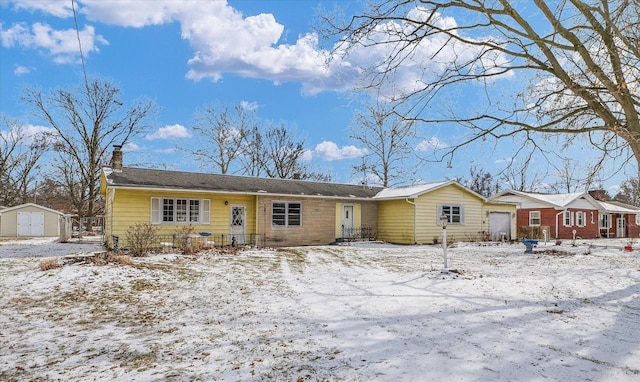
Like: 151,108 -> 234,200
0,203 -> 69,237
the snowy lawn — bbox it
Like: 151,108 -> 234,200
1,240 -> 639,381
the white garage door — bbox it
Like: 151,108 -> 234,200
17,212 -> 45,236
489,212 -> 511,241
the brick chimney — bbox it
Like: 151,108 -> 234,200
110,145 -> 123,172
588,189 -> 607,201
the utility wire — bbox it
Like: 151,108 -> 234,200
71,0 -> 90,91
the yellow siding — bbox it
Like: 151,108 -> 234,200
335,203 -> 342,238
377,199 -> 417,244
106,188 -> 256,246
413,185 -> 485,244
378,184 -> 504,244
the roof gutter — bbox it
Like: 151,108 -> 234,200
405,198 -> 417,244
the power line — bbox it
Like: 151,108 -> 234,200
71,0 -> 89,91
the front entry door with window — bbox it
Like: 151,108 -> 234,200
230,206 -> 246,244
617,217 -> 626,238
342,205 -> 354,238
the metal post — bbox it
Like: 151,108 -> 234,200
440,213 -> 449,273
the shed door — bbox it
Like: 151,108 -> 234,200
17,212 -> 45,236
489,212 -> 510,241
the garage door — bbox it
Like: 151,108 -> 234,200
17,212 -> 45,236
489,212 -> 510,241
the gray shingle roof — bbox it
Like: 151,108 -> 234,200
105,167 -> 383,199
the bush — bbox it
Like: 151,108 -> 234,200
39,258 -> 62,271
173,225 -> 201,255
125,222 -> 159,257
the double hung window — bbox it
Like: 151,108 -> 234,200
151,198 -> 210,224
272,202 -> 301,227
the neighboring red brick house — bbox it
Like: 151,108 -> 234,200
490,190 -> 640,240
595,200 -> 640,239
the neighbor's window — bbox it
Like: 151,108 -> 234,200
151,198 -> 209,224
529,211 -> 541,226
576,211 -> 585,227
599,213 -> 610,229
438,205 -> 464,224
563,211 -> 573,227
272,202 -> 301,227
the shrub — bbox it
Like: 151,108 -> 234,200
125,222 -> 159,257
39,258 -> 62,271
173,225 -> 199,255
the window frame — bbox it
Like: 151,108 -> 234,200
599,213 -> 610,229
576,211 -> 585,227
272,201 -> 302,228
529,211 -> 541,226
151,197 -> 210,224
563,211 -> 573,227
437,204 -> 465,225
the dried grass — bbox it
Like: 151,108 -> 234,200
39,258 -> 62,271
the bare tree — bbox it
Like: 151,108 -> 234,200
499,155 -> 548,192
0,115 -> 48,206
261,124 -> 307,179
614,176 -> 640,206
240,126 -> 265,177
188,104 -> 254,174
22,79 -> 155,229
459,165 -> 501,197
350,100 -> 415,186
325,0 -> 640,177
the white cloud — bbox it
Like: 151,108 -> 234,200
13,64 -> 32,75
123,142 -> 140,152
0,123 -> 54,145
4,0 -> 74,18
300,149 -> 313,162
416,137 -> 448,152
2,1 -> 513,96
240,100 -> 259,111
314,141 -> 366,161
0,22 -> 107,63
146,124 -> 191,140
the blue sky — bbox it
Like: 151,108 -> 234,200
0,0 -> 633,193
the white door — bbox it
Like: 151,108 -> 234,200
489,212 -> 510,241
230,206 -> 246,244
17,212 -> 45,236
616,217 -> 626,238
342,205 -> 354,238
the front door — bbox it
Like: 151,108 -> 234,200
230,206 -> 246,244
617,217 -> 626,238
342,205 -> 354,238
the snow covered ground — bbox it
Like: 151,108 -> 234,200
1,239 -> 639,381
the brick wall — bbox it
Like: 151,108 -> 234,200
517,208 -> 601,239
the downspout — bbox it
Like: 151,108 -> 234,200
555,210 -> 564,239
405,198 -> 417,244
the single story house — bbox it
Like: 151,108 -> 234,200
595,200 -> 640,239
100,146 -> 517,248
490,190 -> 640,239
374,182 -> 517,244
0,203 -> 70,238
